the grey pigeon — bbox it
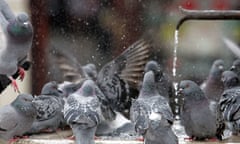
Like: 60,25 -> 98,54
201,59 -> 224,102
0,93 -> 36,140
179,80 -> 224,140
143,60 -> 176,116
0,0 -> 33,91
97,39 -> 152,116
130,71 -> 178,144
64,79 -> 103,144
27,81 -> 65,134
230,59 -> 240,78
219,70 -> 240,135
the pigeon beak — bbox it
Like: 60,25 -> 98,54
218,65 -> 224,70
23,21 -> 30,27
230,66 -> 236,71
177,88 -> 183,95
57,88 -> 63,94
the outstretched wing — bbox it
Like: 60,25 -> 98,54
97,39 -> 152,88
48,44 -> 87,83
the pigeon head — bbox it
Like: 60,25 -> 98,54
139,71 -> 157,98
41,81 -> 63,96
58,81 -> 83,97
209,59 -> 224,79
230,59 -> 240,74
221,71 -> 240,89
7,13 -> 33,41
77,80 -> 95,97
83,63 -> 97,80
144,61 -> 163,80
11,94 -> 37,117
178,80 -> 205,101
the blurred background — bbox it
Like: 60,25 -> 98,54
1,0 -> 240,106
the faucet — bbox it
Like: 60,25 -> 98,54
176,6 -> 240,30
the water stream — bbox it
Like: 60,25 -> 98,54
173,30 -> 180,119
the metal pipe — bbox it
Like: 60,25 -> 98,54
176,6 -> 240,30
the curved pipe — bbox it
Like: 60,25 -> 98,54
176,6 -> 240,30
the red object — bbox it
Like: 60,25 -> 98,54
8,135 -> 29,144
181,0 -> 198,10
9,76 -> 20,93
18,67 -> 25,81
212,0 -> 230,10
30,0 -> 49,95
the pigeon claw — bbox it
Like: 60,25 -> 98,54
9,77 -> 20,93
8,135 -> 29,144
94,136 -> 101,140
136,137 -> 144,141
184,137 -> 193,141
67,135 -> 75,140
18,67 -> 25,81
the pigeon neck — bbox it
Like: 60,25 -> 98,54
139,84 -> 158,98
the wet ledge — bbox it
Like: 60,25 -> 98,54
8,129 -> 240,144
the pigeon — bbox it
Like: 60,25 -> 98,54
179,80 -> 224,140
130,71 -> 178,144
96,39 -> 152,117
143,60 -> 176,116
0,93 -> 36,140
201,59 -> 224,102
0,0 -> 33,92
63,79 -> 103,144
27,81 -> 65,134
219,70 -> 240,135
230,59 -> 240,78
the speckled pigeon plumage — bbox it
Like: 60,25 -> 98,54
0,0 -> 33,92
201,59 -> 224,102
179,80 -> 224,140
130,71 -> 178,144
219,70 -> 240,135
0,94 -> 36,140
64,79 -> 103,144
27,81 -> 65,134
